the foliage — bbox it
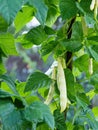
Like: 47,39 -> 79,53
0,0 -> 98,130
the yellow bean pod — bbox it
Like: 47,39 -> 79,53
90,0 -> 95,10
89,58 -> 93,75
90,0 -> 98,19
57,57 -> 67,113
44,67 -> 57,105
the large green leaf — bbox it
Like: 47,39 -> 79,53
24,101 -> 55,129
24,72 -> 53,92
0,98 -> 21,130
24,25 -> 48,45
0,98 -> 32,130
0,33 -> 17,55
14,6 -> 34,33
59,0 -> 77,20
29,0 -> 48,25
0,0 -> 27,24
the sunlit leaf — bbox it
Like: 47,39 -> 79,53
14,6 -> 34,33
0,33 -> 17,55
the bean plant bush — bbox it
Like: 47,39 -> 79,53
0,0 -> 98,130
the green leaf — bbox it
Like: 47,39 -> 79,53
74,54 -> 89,74
64,69 -> 75,102
85,108 -> 98,129
14,6 -> 34,33
24,101 -> 55,129
41,41 -> 58,56
46,4 -> 59,26
73,125 -> 84,130
90,72 -> 98,91
44,26 -> 56,35
16,82 -> 28,97
24,25 -> 48,45
76,0 -> 95,25
0,60 -> 6,76
24,72 -> 53,92
29,0 -> 48,25
92,107 -> 98,118
45,0 -> 59,6
87,36 -> 98,42
0,74 -> 18,95
61,39 -> 82,52
0,15 -> 8,32
66,122 -> 74,130
0,89 -> 15,98
59,0 -> 77,20
0,33 -> 17,55
16,35 -> 33,49
71,21 -> 83,41
90,73 -> 98,85
73,107 -> 98,129
76,93 -> 90,108
37,123 -> 50,130
88,46 -> 98,61
0,0 -> 27,24
0,98 -> 23,130
53,109 -> 66,130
